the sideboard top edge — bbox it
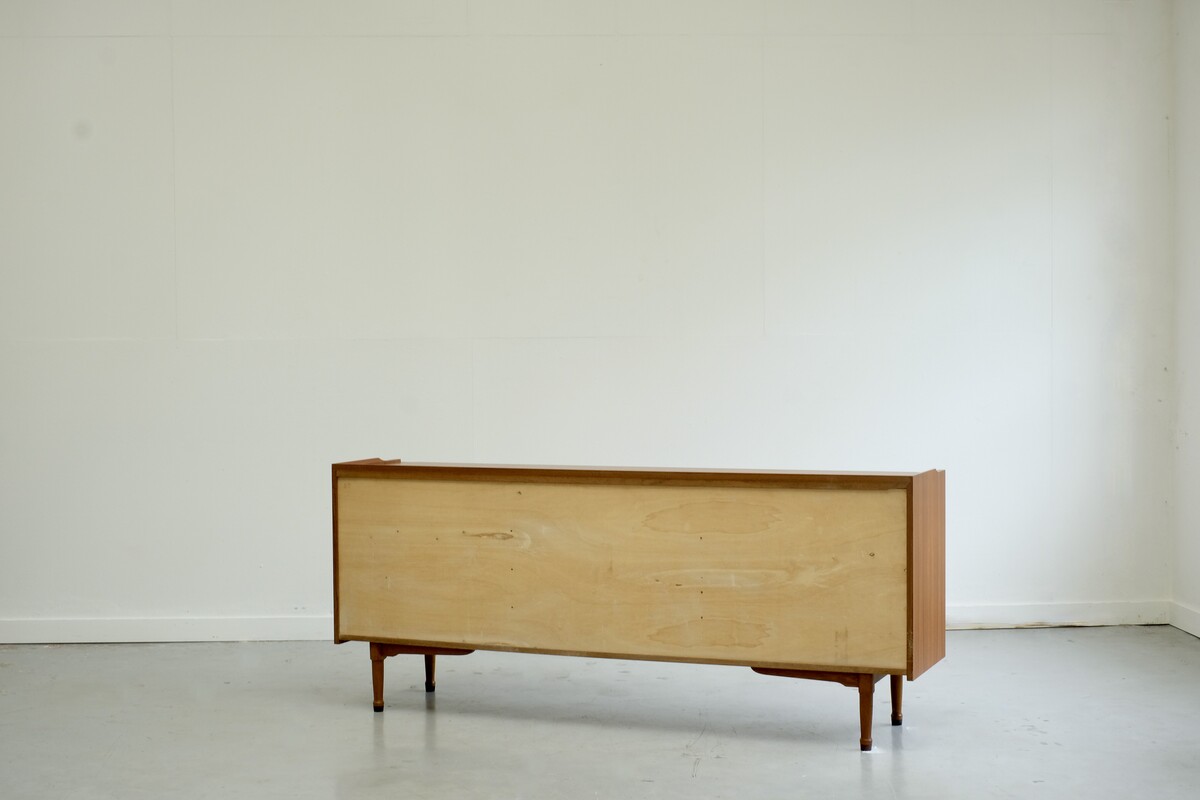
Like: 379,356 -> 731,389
332,460 -> 932,489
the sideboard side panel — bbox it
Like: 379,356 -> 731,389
909,469 -> 946,678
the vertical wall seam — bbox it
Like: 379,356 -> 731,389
470,337 -> 478,461
1049,32 -> 1057,550
167,20 -> 179,342
1166,0 -> 1180,604
760,31 -> 767,338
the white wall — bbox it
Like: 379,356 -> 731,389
0,0 -> 1180,642
1174,0 -> 1200,638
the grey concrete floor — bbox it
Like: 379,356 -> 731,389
1,626 -> 1198,799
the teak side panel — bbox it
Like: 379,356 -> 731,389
909,469 -> 945,679
336,475 -> 909,671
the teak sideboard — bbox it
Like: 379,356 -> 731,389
332,460 -> 945,750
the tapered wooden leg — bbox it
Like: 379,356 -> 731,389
858,674 -> 875,751
752,668 -> 890,749
890,675 -> 903,726
370,642 -> 385,711
365,643 -> 474,710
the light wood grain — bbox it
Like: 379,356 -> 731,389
336,475 -> 909,671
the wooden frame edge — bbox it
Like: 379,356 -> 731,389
906,478 -> 915,678
336,635 -> 901,675
330,460 -> 919,491
332,463 -> 342,643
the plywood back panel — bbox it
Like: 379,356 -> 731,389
336,473 -> 909,672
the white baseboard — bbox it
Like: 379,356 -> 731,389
1170,601 -> 1200,638
0,615 -> 333,644
947,600 -> 1171,630
1,602 -> 1187,644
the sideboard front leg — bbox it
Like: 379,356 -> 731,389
370,642 -> 386,712
858,674 -> 875,751
751,667 -> 887,750
890,674 -> 903,726
366,643 -> 474,709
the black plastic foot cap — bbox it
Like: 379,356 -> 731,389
860,743 -> 872,752
373,704 -> 384,712
892,717 -> 902,726
425,683 -> 436,693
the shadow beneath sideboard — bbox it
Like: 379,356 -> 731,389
350,650 -> 868,746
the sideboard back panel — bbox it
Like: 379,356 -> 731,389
336,474 -> 908,672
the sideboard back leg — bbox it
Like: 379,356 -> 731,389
858,674 -> 876,751
370,642 -> 386,711
890,674 -> 903,726
424,654 -> 436,693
